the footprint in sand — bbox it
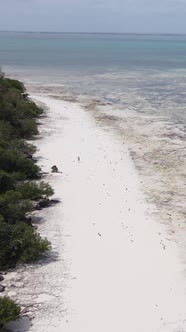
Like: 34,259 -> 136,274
160,240 -> 166,250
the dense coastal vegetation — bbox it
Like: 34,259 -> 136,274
0,71 -> 53,326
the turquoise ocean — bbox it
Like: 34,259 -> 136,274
0,32 -> 186,235
0,31 -> 186,125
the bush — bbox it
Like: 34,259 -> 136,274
0,190 -> 33,224
0,79 -> 42,140
0,121 -> 13,140
16,118 -> 38,138
16,100 -> 43,119
0,147 -> 40,179
12,140 -> 37,156
17,181 -> 54,200
0,297 -> 20,325
0,78 -> 24,93
17,224 -> 51,263
0,76 -> 52,271
0,220 -> 50,269
0,66 -> 5,79
0,171 -> 14,194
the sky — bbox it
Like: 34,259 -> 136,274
1,0 -> 186,33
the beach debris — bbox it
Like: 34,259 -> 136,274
51,165 -> 58,173
0,284 -> 5,292
36,198 -> 60,210
22,93 -> 29,100
0,274 -> 4,282
21,307 -> 29,315
98,233 -> 102,237
37,198 -> 50,209
78,156 -> 80,162
50,198 -> 60,204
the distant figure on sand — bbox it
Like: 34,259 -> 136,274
78,156 -> 80,162
51,165 -> 58,173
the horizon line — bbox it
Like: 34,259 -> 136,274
0,30 -> 186,36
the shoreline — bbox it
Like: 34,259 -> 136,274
6,94 -> 186,331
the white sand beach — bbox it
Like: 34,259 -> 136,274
5,95 -> 186,332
